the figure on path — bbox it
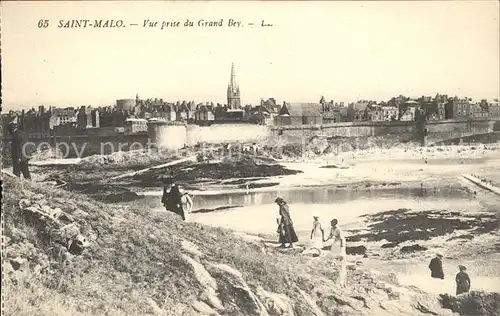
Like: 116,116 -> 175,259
8,121 -> 32,180
309,216 -> 324,256
324,218 -> 347,286
455,265 -> 471,295
275,197 -> 298,248
429,253 -> 445,280
161,177 -> 187,221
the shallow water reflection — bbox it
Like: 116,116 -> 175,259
141,186 -> 472,213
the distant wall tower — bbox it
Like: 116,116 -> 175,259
227,63 -> 241,109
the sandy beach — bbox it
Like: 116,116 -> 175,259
172,145 -> 500,295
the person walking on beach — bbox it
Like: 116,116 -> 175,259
275,197 -> 298,248
429,253 -> 445,279
455,265 -> 471,295
309,216 -> 324,255
161,177 -> 186,221
8,121 -> 32,180
324,218 -> 347,286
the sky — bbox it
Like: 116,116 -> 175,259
1,1 -> 499,110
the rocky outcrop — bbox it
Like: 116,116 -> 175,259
400,244 -> 428,253
4,191 -> 92,282
346,245 -> 368,256
440,291 -> 500,316
175,237 -> 459,316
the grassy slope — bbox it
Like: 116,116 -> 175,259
9,173 -> 495,316
2,174 -> 338,315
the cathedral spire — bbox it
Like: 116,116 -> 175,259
227,63 -> 241,109
229,62 -> 238,91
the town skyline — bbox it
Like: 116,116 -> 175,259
2,1 -> 499,110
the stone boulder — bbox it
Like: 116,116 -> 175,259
440,291 -> 500,316
255,286 -> 294,316
206,263 -> 269,316
346,245 -> 367,256
400,244 -> 428,253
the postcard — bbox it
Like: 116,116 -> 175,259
1,1 -> 499,315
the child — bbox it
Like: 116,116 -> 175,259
310,216 -> 324,256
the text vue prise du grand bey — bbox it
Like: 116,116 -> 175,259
52,19 -> 273,29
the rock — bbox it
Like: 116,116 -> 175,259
376,282 -> 386,290
207,263 -> 268,316
41,205 -> 53,214
52,207 -> 63,217
256,286 -> 294,316
57,213 -> 74,225
10,257 -> 28,270
400,244 -> 428,253
68,234 -> 90,255
298,290 -> 325,316
347,264 -> 357,271
200,287 -> 224,312
381,242 -> 399,248
59,223 -> 81,241
386,287 -> 401,300
146,298 -> 165,315
36,199 -> 49,207
191,301 -> 220,316
440,291 -> 500,316
18,199 -> 32,209
22,189 -> 35,198
414,301 -> 439,315
9,228 -> 27,242
181,240 -> 204,259
182,255 -> 218,290
378,273 -> 400,286
73,208 -> 90,218
33,193 -> 45,200
346,245 -> 367,256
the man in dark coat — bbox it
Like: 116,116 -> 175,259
455,265 -> 471,295
275,197 -> 298,248
161,177 -> 185,220
429,253 -> 444,279
8,122 -> 32,180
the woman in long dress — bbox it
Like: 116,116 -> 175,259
275,197 -> 299,248
324,218 -> 347,286
455,265 -> 471,295
310,216 -> 324,255
161,177 -> 193,221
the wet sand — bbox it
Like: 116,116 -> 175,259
171,147 -> 500,294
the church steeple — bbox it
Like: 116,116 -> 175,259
227,62 -> 241,109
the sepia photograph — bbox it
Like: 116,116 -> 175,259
1,1 -> 499,315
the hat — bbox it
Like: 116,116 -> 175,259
459,265 -> 466,271
274,197 -> 284,204
436,253 -> 443,258
313,215 -> 319,219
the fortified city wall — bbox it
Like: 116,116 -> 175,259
1,119 -> 498,162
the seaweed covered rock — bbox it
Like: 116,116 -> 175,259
440,291 -> 500,316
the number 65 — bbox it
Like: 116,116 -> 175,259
38,20 -> 49,28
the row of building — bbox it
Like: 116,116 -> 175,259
2,63 -> 500,138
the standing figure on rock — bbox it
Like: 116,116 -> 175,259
455,265 -> 471,295
309,216 -> 324,256
429,253 -> 445,279
275,197 -> 298,248
161,177 -> 186,221
8,121 -> 32,180
324,218 -> 347,286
